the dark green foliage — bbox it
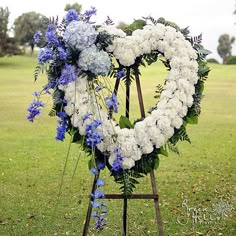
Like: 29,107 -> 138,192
207,58 -> 219,64
226,55 -> 236,64
119,115 -> 134,129
124,19 -> 146,35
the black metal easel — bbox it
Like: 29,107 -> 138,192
82,67 -> 164,236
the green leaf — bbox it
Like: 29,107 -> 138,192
186,115 -> 198,124
159,146 -> 168,157
154,156 -> 160,170
119,115 -> 133,129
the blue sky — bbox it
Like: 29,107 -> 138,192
0,0 -> 235,61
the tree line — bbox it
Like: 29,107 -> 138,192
0,3 -> 82,56
0,3 -> 235,64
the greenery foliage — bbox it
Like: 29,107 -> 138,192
207,58 -> 219,64
226,55 -> 236,64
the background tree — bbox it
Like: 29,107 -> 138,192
217,34 -> 235,64
13,12 -> 47,54
117,21 -> 129,31
0,7 -> 20,57
64,3 -> 82,14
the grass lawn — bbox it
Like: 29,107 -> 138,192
0,55 -> 235,235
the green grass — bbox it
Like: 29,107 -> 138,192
0,55 -> 235,236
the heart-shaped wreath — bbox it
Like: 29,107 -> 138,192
28,9 -> 210,197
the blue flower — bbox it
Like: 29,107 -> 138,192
91,201 -> 102,208
97,162 -> 105,170
117,70 -> 125,79
66,9 -> 79,23
95,85 -> 104,92
84,7 -> 97,21
33,31 -> 42,44
38,48 -> 54,64
42,82 -> 56,94
55,112 -> 68,141
32,91 -> 40,97
112,147 -> 123,172
105,93 -> 118,113
27,100 -> 45,122
57,47 -> 67,61
82,112 -> 91,122
91,189 -> 105,199
96,178 -> 105,187
58,64 -> 77,85
86,120 -> 103,148
45,24 -> 59,45
90,167 -> 98,175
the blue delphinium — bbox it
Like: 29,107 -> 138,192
58,64 -> 77,85
84,6 -> 97,22
38,48 -> 54,64
105,93 -> 118,113
27,93 -> 45,122
42,82 -> 56,94
33,31 -> 42,44
65,9 -> 79,23
117,70 -> 126,79
86,120 -> 103,148
45,24 -> 59,46
112,147 -> 123,172
57,46 -> 67,61
55,112 -> 68,141
90,166 -> 107,230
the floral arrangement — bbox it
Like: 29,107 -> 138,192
28,8 -> 210,230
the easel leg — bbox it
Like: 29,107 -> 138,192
122,197 -> 128,236
150,170 -> 163,236
83,173 -> 99,236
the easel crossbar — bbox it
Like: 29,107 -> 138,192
105,194 -> 159,199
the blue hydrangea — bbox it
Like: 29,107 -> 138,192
112,148 -> 123,172
33,31 -> 42,44
58,64 -> 77,85
38,48 -> 54,64
55,112 -> 68,141
78,44 -> 111,75
66,9 -> 79,23
86,119 -> 102,148
45,24 -> 59,45
27,100 -> 45,122
63,21 -> 97,51
105,93 -> 118,113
